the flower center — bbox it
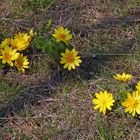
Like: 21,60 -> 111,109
131,100 -> 138,108
59,33 -> 66,40
4,53 -> 11,61
102,100 -> 107,106
16,60 -> 23,67
66,53 -> 74,63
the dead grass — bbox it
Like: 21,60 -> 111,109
0,0 -> 140,139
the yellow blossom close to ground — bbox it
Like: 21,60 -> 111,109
29,29 -> 37,38
0,46 -> 19,66
10,32 -> 31,51
60,48 -> 82,71
15,53 -> 29,73
113,73 -> 133,82
92,91 -> 115,114
136,81 -> 140,93
0,38 -> 11,49
10,30 -> 35,51
0,30 -> 35,51
122,91 -> 140,117
52,26 -> 73,43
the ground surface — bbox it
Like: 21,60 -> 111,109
0,0 -> 140,140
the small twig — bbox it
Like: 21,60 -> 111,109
59,12 -> 63,25
128,8 -> 140,15
0,115 -> 54,120
27,53 -> 140,57
65,15 -> 74,26
0,17 -> 29,22
92,53 -> 140,57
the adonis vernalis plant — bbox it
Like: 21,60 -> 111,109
0,46 -> 19,66
92,91 -> 115,114
34,26 -> 82,71
0,38 -> 11,49
10,30 -> 36,51
60,49 -> 82,71
52,26 -> 73,44
136,81 -> 140,93
93,73 -> 140,118
113,73 -> 133,82
15,53 -> 29,73
1,26 -> 82,73
122,91 -> 140,117
0,29 -> 35,73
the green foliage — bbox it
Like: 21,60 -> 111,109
33,18 -> 73,61
41,18 -> 53,33
0,80 -> 23,103
96,115 -> 115,140
135,30 -> 140,42
33,34 -> 72,61
11,0 -> 54,16
117,84 -> 129,101
24,0 -> 54,10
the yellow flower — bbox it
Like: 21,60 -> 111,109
0,38 -> 11,49
29,29 -> 37,37
10,32 -> 31,51
28,29 -> 37,42
92,91 -> 115,114
122,91 -> 140,116
52,26 -> 72,43
15,53 -> 29,73
136,81 -> 140,93
60,49 -> 82,71
0,46 -> 19,66
113,73 -> 133,82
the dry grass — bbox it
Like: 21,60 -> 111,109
0,0 -> 140,139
